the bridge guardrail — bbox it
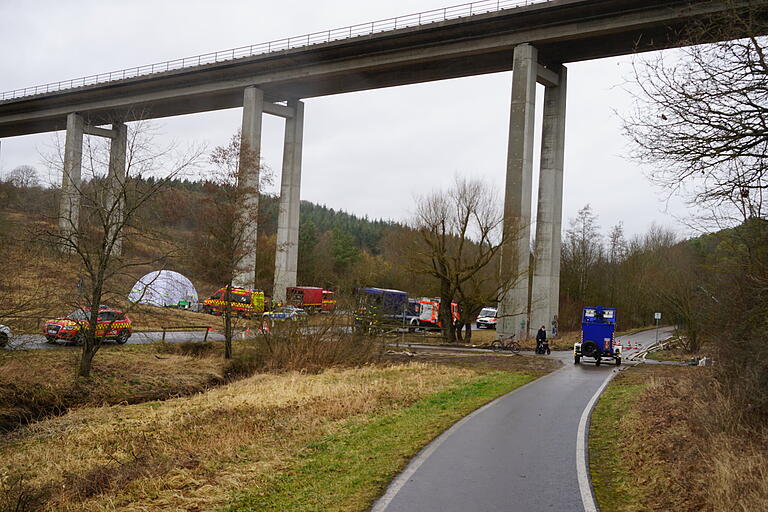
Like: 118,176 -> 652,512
0,0 -> 550,102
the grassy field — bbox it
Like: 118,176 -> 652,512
0,342 -> 226,431
0,356 -> 546,512
0,328 -> 556,512
589,364 -> 741,512
589,367 -> 649,511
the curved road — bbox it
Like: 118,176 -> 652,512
3,330 -> 225,351
373,328 -> 672,512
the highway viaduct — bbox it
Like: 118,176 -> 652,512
0,0 -> 760,339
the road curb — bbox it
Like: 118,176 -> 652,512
577,367 -> 621,512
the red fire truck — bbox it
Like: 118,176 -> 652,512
287,286 -> 336,313
409,298 -> 459,331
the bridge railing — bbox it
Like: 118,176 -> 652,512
0,0 -> 551,103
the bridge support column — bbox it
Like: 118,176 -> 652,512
499,43 -> 538,341
60,112 -> 84,246
233,86 -> 264,290
272,99 -> 305,304
531,65 -> 567,337
106,122 -> 127,256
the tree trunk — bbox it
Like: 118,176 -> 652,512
78,344 -> 96,377
224,284 -> 233,359
455,321 -> 465,342
465,322 -> 472,342
438,279 -> 455,342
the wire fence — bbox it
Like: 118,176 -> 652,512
0,0 -> 551,102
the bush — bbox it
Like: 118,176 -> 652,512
222,348 -> 267,380
154,340 -> 219,358
260,321 -> 383,373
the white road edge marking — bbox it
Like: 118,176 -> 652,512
577,368 -> 619,512
371,366 -> 567,512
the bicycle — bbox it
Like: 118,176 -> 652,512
490,335 -> 520,353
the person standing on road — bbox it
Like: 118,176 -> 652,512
536,326 -> 550,355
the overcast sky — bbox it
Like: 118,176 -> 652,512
0,0 -> 693,238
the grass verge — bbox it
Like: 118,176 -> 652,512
0,343 -> 224,431
222,371 -> 534,512
589,364 -> 718,512
0,361 -> 540,511
589,368 -> 648,512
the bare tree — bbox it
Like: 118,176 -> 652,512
410,177 -> 519,342
562,204 -> 602,303
191,132 -> 269,359
40,119 -> 203,377
624,6 -> 768,218
4,165 -> 40,188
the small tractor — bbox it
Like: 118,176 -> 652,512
574,306 -> 621,366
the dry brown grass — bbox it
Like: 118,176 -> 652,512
0,363 -> 480,512
0,345 -> 224,431
609,365 -> 768,512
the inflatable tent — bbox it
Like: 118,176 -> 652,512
128,270 -> 198,307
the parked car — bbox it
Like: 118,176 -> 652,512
0,325 -> 11,348
476,307 -> 498,329
262,305 -> 308,322
43,306 -> 132,345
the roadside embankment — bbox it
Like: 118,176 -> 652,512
0,358 -> 544,512
590,363 -> 768,511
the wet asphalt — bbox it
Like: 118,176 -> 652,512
373,328 -> 673,512
3,330 -> 224,350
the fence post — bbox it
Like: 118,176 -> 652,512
204,327 -> 210,342
161,328 -> 166,342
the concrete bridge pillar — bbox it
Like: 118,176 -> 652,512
272,99 -> 305,304
60,112 -> 84,245
233,86 -> 264,290
60,114 -> 129,255
531,65 -> 567,337
106,122 -> 127,256
498,43 -> 538,341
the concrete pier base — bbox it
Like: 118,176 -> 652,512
272,100 -> 305,304
498,44 -> 538,341
531,65 -> 567,336
233,86 -> 264,290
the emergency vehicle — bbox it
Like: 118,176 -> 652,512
43,306 -> 132,345
322,290 -> 336,312
409,298 -> 460,331
476,307 -> 498,329
202,287 -> 265,317
354,287 -> 408,332
574,306 -> 621,366
286,286 -> 336,313
263,305 -> 308,322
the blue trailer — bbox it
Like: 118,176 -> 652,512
574,306 -> 621,366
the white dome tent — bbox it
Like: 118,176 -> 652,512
128,270 -> 198,308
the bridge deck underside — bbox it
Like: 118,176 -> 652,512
0,0 -> 762,137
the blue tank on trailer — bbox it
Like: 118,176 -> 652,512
574,305 -> 621,366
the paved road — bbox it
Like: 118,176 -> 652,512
373,328 -> 673,512
3,330 -> 225,351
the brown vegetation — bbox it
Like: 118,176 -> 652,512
0,361 -> 529,512
0,345 -> 224,432
601,364 -> 768,511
